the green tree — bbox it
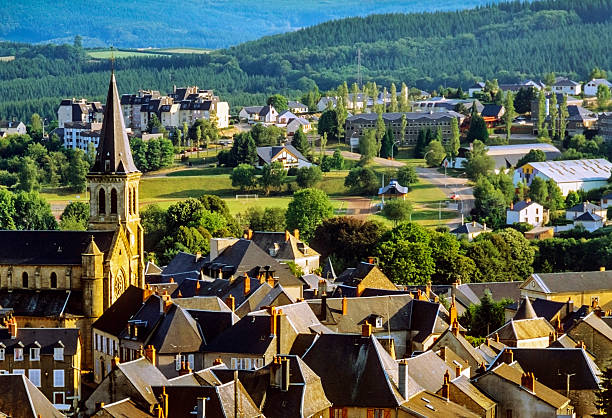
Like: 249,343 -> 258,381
231,164 -> 257,191
59,201 -> 89,230
285,188 -> 333,241
317,109 -> 339,142
292,127 -> 311,158
515,87 -> 537,114
473,176 -> 508,228
424,140 -> 446,167
17,157 -> 39,192
389,83 -> 398,112
296,166 -> 322,188
0,189 -> 16,230
259,161 -> 286,195
460,290 -> 512,337
537,89 -> 548,137
147,113 -> 164,134
550,92 -> 558,140
545,179 -> 565,212
359,129 -> 377,164
565,191 -> 581,208
516,149 -> 546,168
397,166 -> 418,190
467,113 -> 489,143
504,91 -> 515,143
528,177 -> 548,204
13,191 -> 58,230
344,166 -> 379,195
559,94 -> 569,141
590,67 -> 608,80
400,114 -> 407,145
130,138 -> 149,172
375,111 -> 386,156
267,94 -> 288,112
382,199 -> 413,226
67,149 -> 89,192
240,207 -> 286,232
29,113 -> 43,140
319,132 -> 328,159
597,84 -> 611,109
380,126 -> 395,159
73,35 -> 83,49
331,149 -> 344,170
463,140 -> 494,180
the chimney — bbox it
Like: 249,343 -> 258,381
243,274 -> 251,296
494,333 -> 500,343
425,280 -> 432,297
510,201 -> 514,210
225,295 -> 235,312
161,386 -> 168,418
526,197 -> 531,203
439,346 -> 446,361
196,397 -> 206,418
441,371 -> 450,401
601,266 -> 606,272
161,291 -> 172,313
451,319 -> 459,337
455,365 -> 462,378
293,229 -> 299,241
195,251 -> 202,261
361,321 -> 372,338
318,279 -> 327,297
247,229 -> 253,240
342,297 -> 348,315
449,296 -> 458,327
549,331 -> 557,345
270,307 -> 278,335
285,230 -> 290,241
576,340 -> 586,350
367,256 -> 375,265
144,345 -> 156,366
9,318 -> 17,339
213,358 -> 223,366
483,222 -> 487,230
521,372 -> 535,393
280,357 -> 290,392
566,298 -> 574,316
472,220 -> 476,227
179,361 -> 192,376
503,349 -> 514,364
398,360 -> 409,399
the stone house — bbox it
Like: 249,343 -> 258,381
566,311 -> 612,371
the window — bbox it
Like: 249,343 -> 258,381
53,369 -> 64,387
14,348 -> 23,361
110,188 -> 118,214
12,369 -> 24,375
54,347 -> 64,361
0,370 -> 7,375
53,392 -> 65,406
0,348 -> 4,360
175,354 -> 183,371
331,407 -> 347,418
98,188 -> 106,214
30,348 -> 40,361
22,272 -> 28,288
367,409 -> 386,418
102,336 -> 107,354
50,272 -> 57,288
96,334 -> 101,352
187,354 -> 195,370
29,369 -> 41,387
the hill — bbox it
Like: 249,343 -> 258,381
0,0 -> 502,49
1,0 -> 612,121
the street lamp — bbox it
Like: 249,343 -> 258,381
390,140 -> 401,160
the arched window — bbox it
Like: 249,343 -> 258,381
22,272 -> 28,288
110,188 -> 118,214
50,272 -> 57,289
98,188 -> 106,214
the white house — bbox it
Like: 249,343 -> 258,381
288,101 -> 308,114
258,105 -> 278,124
450,221 -> 489,242
0,121 -> 27,137
552,78 -> 581,95
584,79 -> 612,97
565,201 -> 607,221
506,199 -> 546,227
238,106 -> 264,122
286,118 -> 312,136
574,211 -> 605,232
276,110 -> 297,126
448,143 -> 561,171
256,144 -> 312,170
514,159 -> 612,196
63,121 -> 102,151
468,82 -> 485,97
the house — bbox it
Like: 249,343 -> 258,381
436,374 -> 497,417
552,77 -> 581,95
57,97 -> 104,128
513,158 -> 612,196
503,296 -> 587,330
258,105 -> 278,124
238,106 -> 264,123
249,230 -> 320,274
62,121 -> 102,151
566,105 -> 599,135
288,101 -> 308,114
480,104 -> 505,126
566,201 -> 607,220
498,80 -> 545,93
448,143 -> 561,170
92,285 -> 146,383
378,179 -> 409,201
276,110 -> 297,125
333,261 -> 398,297
524,226 -> 555,240
600,192 -> 612,209
429,325 -> 487,377
0,120 -> 27,137
574,211 -> 605,232
489,347 -> 601,417
0,319 -> 81,413
256,144 -> 312,170
566,311 -> 612,370
412,98 -> 483,114
286,117 -> 311,136
599,112 -> 612,143
91,398 -> 152,418
520,269 -> 612,310
585,78 -> 612,96
0,374 -> 65,418
468,82 -> 485,97
473,363 -> 574,417
316,97 -> 337,112
506,199 -> 547,227
488,313 -> 556,348
450,221 -> 489,241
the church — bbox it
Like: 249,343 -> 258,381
0,71 -> 145,368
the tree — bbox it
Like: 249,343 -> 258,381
597,84 -> 611,109
460,290 -> 511,337
565,191 -> 581,208
230,164 -> 257,191
528,177 -> 548,204
267,94 -> 288,112
147,113 -> 164,134
389,83 -> 398,112
319,132 -> 328,159
463,140 -> 494,180
397,166 -> 418,190
292,127 -> 311,158
29,113 -> 43,140
331,149 -> 344,170
130,138 -> 149,172
296,166 -> 322,188
259,161 -> 286,195
559,94 -> 569,141
545,179 -> 565,212
240,207 -> 286,232
344,166 -> 378,195
375,111 -> 386,156
447,117 -> 460,163
537,89 -> 548,137
473,176 -> 508,228
400,83 -> 410,112
514,87 -> 537,114
60,201 -> 89,230
359,129 -> 377,164
504,91 -> 515,143
17,157 -> 39,192
231,132 -> 258,166
13,191 -> 58,230
466,113 -> 489,143
380,126 -> 395,159
0,189 -> 16,230
382,199 -> 413,226
424,140 -> 446,167
549,92 -> 558,140
73,35 -> 83,49
516,149 -> 546,168
317,109 -> 339,142
400,114 -> 407,145
67,149 -> 89,192
595,367 -> 612,416
285,188 -> 333,241
590,67 -> 608,80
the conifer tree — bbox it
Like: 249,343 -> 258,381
390,83 -> 398,112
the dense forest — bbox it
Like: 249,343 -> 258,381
1,0 -> 612,121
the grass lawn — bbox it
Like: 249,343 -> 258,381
40,187 -> 89,203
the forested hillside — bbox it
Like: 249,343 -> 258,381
1,0 -> 612,121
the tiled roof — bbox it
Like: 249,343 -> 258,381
256,144 -> 309,165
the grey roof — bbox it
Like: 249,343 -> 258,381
259,105 -> 274,117
93,286 -> 145,336
403,351 -> 455,394
288,101 -> 307,108
256,144 -> 309,165
90,72 -> 139,174
378,179 -> 408,195
0,374 -> 64,418
116,358 -> 170,406
554,78 -> 580,87
0,327 -> 79,355
241,106 -> 264,115
526,270 -> 612,294
0,289 -> 83,317
513,296 -> 537,320
569,312 -> 612,342
567,105 -> 598,122
450,222 -> 488,235
161,251 -> 208,277
147,304 -> 203,354
185,309 -> 238,344
525,159 -> 612,183
575,211 -> 603,222
480,104 -> 504,118
203,313 -> 275,355
98,398 -> 151,418
509,200 -> 538,212
568,201 -> 603,213
347,110 -> 462,123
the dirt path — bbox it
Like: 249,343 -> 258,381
332,197 -> 373,219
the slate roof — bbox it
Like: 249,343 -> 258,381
97,398 -> 151,418
118,294 -> 164,344
567,105 -> 598,122
450,221 -> 488,235
490,318 -> 555,341
303,334 -> 410,407
513,296 -> 537,320
90,72 -> 139,174
509,200 -> 539,212
456,282 -> 522,306
0,230 -> 115,265
161,251 -> 208,277
235,284 -> 294,318
490,347 -> 600,390
402,390 -> 479,417
525,159 -> 612,183
180,309 -> 236,347
203,314 -> 274,355
93,286 -> 145,337
449,375 -> 496,410
335,262 -> 380,286
567,201 -> 603,213
525,270 -> 612,294
116,358 -> 169,407
0,327 -> 79,355
506,298 -> 567,322
569,311 -> 612,342
432,328 -> 486,367
250,231 -> 319,261
256,144 -> 309,165
259,105 -> 275,117
480,104 -> 504,118
288,101 -> 307,109
347,111 -> 462,123
0,374 -> 64,418
404,351 -> 455,393
575,211 -> 603,222
172,296 -> 232,312
241,106 -> 264,115
0,289 -> 83,317
147,304 -> 203,354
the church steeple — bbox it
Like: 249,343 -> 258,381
90,72 -> 139,174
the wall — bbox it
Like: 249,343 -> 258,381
568,322 -> 612,370
0,264 -> 82,291
445,384 -> 495,418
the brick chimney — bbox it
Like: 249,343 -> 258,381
270,307 -> 279,335
213,358 -> 223,365
494,333 -> 500,343
285,230 -> 290,241
318,279 -> 327,297
342,297 -> 348,316
247,229 -> 253,240
243,273 -> 251,296
503,349 -> 514,364
361,321 -> 372,337
293,229 -> 299,241
441,370 -> 450,401
178,361 -> 192,376
451,319 -> 459,337
549,331 -> 557,345
161,291 -> 172,313
367,257 -> 375,265
425,280 -> 432,298
521,372 -> 535,393
455,365 -> 462,378
144,345 -> 156,366
8,318 -> 17,339
566,297 -> 574,317
398,360 -> 409,400
225,295 -> 235,312
449,296 -> 458,327
439,346 -> 446,361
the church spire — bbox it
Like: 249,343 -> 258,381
90,72 -> 139,174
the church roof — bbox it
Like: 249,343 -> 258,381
0,231 -> 115,265
90,72 -> 139,174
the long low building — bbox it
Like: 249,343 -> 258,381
344,111 -> 464,145
513,158 -> 612,196
447,143 -> 561,170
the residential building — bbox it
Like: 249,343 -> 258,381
552,77 -> 581,95
258,105 -> 278,124
288,101 -> 308,114
513,158 -> 612,196
531,95 -> 590,136
450,221 -> 490,241
506,199 -> 547,227
239,106 -> 265,122
448,143 -> 561,170
62,121 -> 102,151
429,325 -> 488,377
249,230 -> 320,273
286,117 -> 312,136
256,144 -> 312,170
480,104 -> 505,126
0,72 -> 145,370
276,110 -> 296,125
584,78 -> 612,96
498,80 -> 545,93
601,192 -> 612,209
525,226 -> 555,240
488,303 -> 556,348
599,112 -> 612,143
520,269 -> 612,310
120,89 -> 162,131
0,374 -> 65,418
333,261 -> 398,297
566,201 -> 607,220
345,111 -> 464,145
57,98 -> 104,128
0,319 -> 81,413
574,211 -> 605,232
468,82 -> 485,97
436,374 -> 497,417
0,120 -> 27,137
566,311 -> 612,370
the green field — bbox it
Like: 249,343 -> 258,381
86,49 -> 165,59
153,48 -> 211,54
